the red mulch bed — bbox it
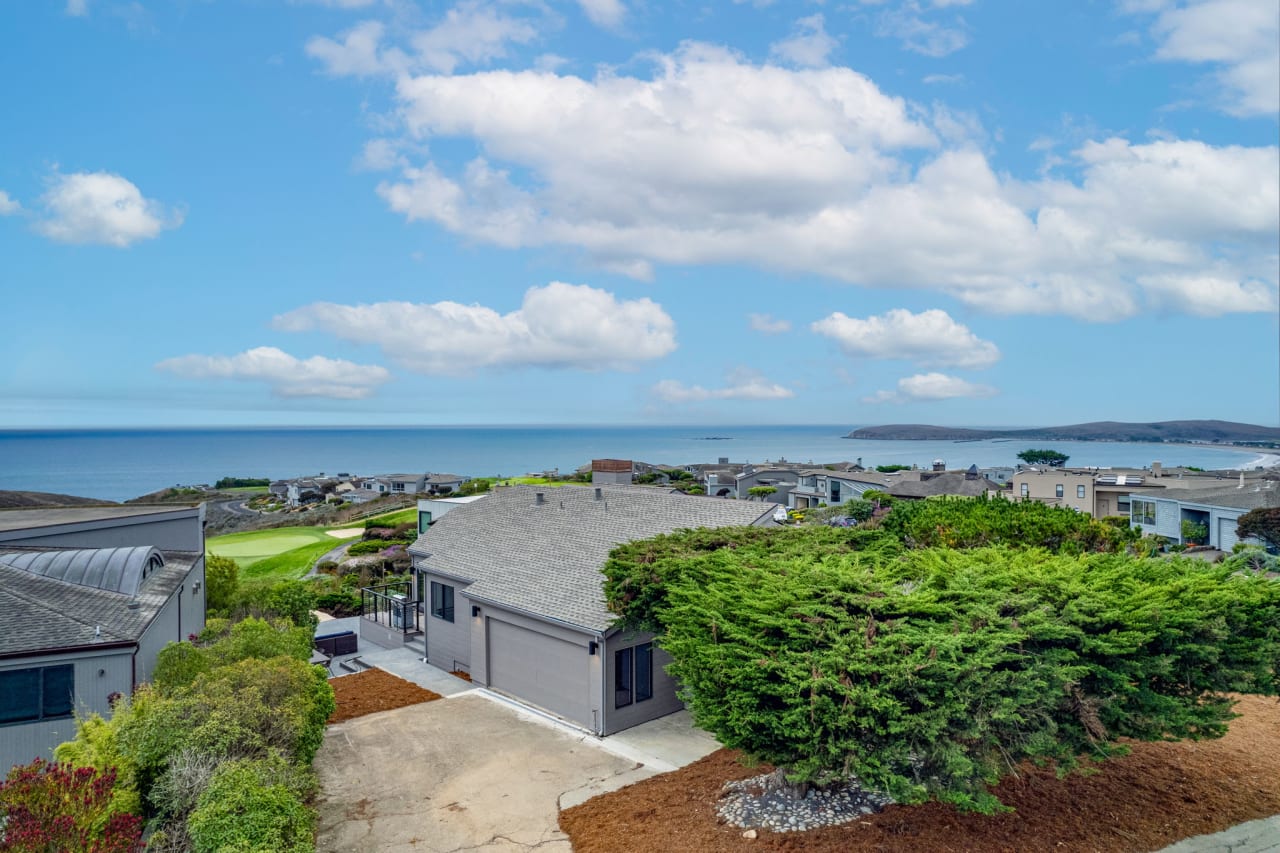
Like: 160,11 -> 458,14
328,669 -> 442,723
450,670 -> 473,682
561,694 -> 1280,853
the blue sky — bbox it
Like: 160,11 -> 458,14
0,0 -> 1276,428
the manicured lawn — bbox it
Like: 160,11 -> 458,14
498,477 -> 582,487
207,526 -> 341,581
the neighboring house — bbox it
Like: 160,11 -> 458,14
424,474 -> 467,495
734,466 -> 802,505
704,469 -> 741,498
886,466 -> 1002,500
789,471 -> 890,509
341,488 -> 384,505
591,459 -> 634,486
407,484 -> 778,735
0,505 -> 206,772
415,495 -> 488,535
269,480 -> 290,501
1129,480 -> 1280,549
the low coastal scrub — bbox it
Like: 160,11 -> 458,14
51,617 -> 334,852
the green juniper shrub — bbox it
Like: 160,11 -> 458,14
654,544 -> 1280,813
186,752 -> 316,853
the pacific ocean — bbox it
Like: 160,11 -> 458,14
0,425 -> 1269,503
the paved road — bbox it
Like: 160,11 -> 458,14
216,498 -> 259,517
306,540 -> 354,578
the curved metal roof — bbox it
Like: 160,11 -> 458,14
0,546 -> 164,596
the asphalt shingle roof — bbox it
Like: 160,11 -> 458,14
1157,485 -> 1280,511
408,484 -> 777,631
0,551 -> 198,657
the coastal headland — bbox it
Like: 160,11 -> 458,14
847,419 -> 1280,447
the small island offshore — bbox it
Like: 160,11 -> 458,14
847,419 -> 1280,448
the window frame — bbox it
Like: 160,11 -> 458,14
613,642 -> 654,709
429,581 -> 455,623
1131,498 -> 1157,527
0,664 -> 75,727
1077,485 -> 1086,499
1055,484 -> 1064,498
1019,483 -> 1029,497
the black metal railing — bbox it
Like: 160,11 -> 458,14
360,581 -> 421,635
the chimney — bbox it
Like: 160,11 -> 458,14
1151,461 -> 1162,478
535,492 -> 545,505
1239,472 -> 1245,489
594,487 -> 603,501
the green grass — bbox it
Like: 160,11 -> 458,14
206,526 -> 342,581
223,485 -> 269,494
498,477 -> 584,487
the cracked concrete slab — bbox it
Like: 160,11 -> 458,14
316,692 -> 651,852
1157,816 -> 1280,853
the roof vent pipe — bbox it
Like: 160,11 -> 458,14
594,488 -> 603,501
535,492 -> 545,505
1239,472 -> 1245,489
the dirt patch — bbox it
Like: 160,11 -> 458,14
449,670 -> 473,682
561,694 -> 1280,853
328,669 -> 442,723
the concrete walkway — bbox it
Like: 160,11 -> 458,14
357,646 -> 474,697
1157,816 -> 1280,853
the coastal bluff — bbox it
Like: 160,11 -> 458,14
846,420 -> 1280,444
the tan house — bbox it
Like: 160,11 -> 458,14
1008,463 -> 1268,519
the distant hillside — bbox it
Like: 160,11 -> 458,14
847,420 -> 1280,445
0,490 -> 116,509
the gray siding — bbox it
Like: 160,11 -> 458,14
134,556 -> 205,684
422,572 -> 471,673
1154,499 -> 1181,539
601,630 -> 684,735
0,649 -> 132,772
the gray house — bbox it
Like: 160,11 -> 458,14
0,505 -> 206,772
407,484 -> 778,735
1129,481 -> 1279,549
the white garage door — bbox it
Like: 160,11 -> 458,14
487,619 -> 591,727
1218,518 -> 1239,551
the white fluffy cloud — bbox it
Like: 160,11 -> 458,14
770,14 -> 838,68
1129,0 -> 1279,116
274,282 -> 676,374
339,41 -> 1276,320
864,372 -> 996,403
652,369 -> 794,403
307,2 -> 542,77
157,347 -> 390,399
35,171 -> 181,247
0,191 -> 19,215
811,308 -> 1000,368
749,313 -> 792,334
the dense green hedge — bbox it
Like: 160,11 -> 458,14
658,544 -> 1280,812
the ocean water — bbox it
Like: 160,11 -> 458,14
0,426 -> 1268,503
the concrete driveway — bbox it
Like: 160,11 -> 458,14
316,691 -> 700,852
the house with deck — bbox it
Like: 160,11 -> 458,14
405,484 -> 778,735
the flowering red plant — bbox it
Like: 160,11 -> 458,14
0,759 -> 142,853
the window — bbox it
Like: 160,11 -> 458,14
1019,483 -> 1029,497
1055,484 -> 1064,498
614,642 -> 653,708
392,481 -> 405,492
1077,485 -> 1086,499
418,510 -> 433,535
830,483 -> 841,503
1131,498 -> 1157,526
430,581 -> 454,622
0,665 -> 74,726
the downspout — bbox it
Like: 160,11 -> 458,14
596,632 -> 606,737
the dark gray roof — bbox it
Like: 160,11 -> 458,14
0,505 -> 188,534
425,473 -> 465,484
1152,486 -> 1280,511
0,551 -> 198,657
889,472 -> 1001,498
409,484 -> 777,631
0,546 -> 164,596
